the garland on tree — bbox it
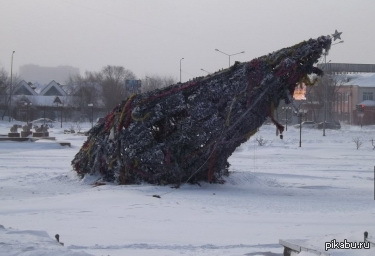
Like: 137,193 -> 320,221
72,36 -> 332,185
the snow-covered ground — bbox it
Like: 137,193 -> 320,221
0,120 -> 374,256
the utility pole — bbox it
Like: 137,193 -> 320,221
179,58 -> 184,83
9,51 -> 15,122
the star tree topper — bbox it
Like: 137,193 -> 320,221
331,29 -> 343,41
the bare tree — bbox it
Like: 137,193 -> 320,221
66,68 -> 174,116
66,71 -> 102,120
305,73 -> 346,122
352,137 -> 363,150
255,136 -> 268,146
0,68 -> 9,119
0,68 -> 8,99
141,75 -> 176,93
0,68 -> 8,84
0,67 -> 21,120
69,71 -> 101,105
99,65 -> 136,111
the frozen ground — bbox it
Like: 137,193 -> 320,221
0,120 -> 374,256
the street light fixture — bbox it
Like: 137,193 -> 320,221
43,105 -> 47,126
24,102 -> 32,124
53,96 -> 63,128
200,68 -> 211,75
179,58 -> 184,83
322,31 -> 344,136
282,106 -> 291,131
9,50 -> 15,122
215,49 -> 245,68
357,108 -> 365,128
60,104 -> 63,128
88,103 -> 94,128
332,40 -> 344,46
145,76 -> 151,91
322,52 -> 329,136
299,108 -> 307,147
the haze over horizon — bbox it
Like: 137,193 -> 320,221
1,0 -> 375,82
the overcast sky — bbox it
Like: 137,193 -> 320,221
1,0 -> 375,82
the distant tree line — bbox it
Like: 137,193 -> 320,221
0,64 -> 176,121
304,73 -> 346,121
66,65 -> 177,114
0,67 -> 21,119
1,63 -> 348,125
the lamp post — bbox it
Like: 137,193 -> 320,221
215,49 -> 245,68
144,76 -> 151,92
299,108 -> 307,147
200,68 -> 211,75
322,35 -> 344,136
357,108 -> 365,128
24,102 -> 32,124
179,58 -> 184,83
53,96 -> 63,128
0,83 -> 6,120
349,86 -> 353,125
282,106 -> 291,131
9,50 -> 15,122
88,103 -> 94,128
60,104 -> 63,128
322,50 -> 328,136
43,105 -> 46,126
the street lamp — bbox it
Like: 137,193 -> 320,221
53,96 -> 63,128
24,102 -> 32,124
322,51 -> 329,136
145,76 -> 151,92
9,50 -> 15,122
357,107 -> 365,128
60,104 -> 63,128
179,58 -> 184,83
200,68 -> 211,75
282,106 -> 291,131
43,105 -> 46,126
298,108 -> 307,147
332,40 -> 344,46
322,31 -> 344,136
88,103 -> 94,128
215,49 -> 245,68
349,85 -> 353,124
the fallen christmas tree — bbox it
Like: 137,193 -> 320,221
72,35 -> 332,185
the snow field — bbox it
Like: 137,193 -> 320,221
0,121 -> 374,255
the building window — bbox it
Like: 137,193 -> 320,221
363,92 -> 373,101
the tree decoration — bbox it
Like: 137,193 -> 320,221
331,29 -> 343,41
72,36 -> 332,186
